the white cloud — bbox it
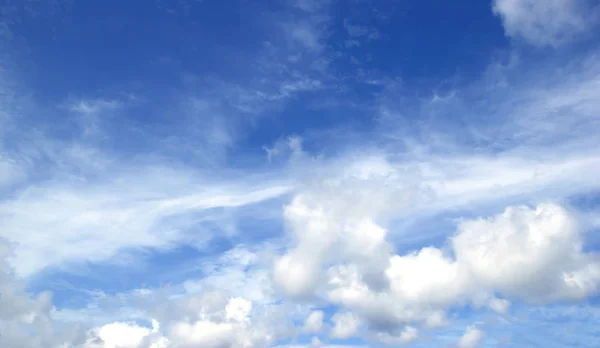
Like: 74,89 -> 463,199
453,203 -> 600,302
168,320 -> 234,347
343,19 -> 380,40
457,326 -> 484,348
50,243 -> 295,347
79,294 -> 276,348
329,202 -> 599,329
225,297 -> 253,322
69,99 -> 122,115
182,244 -> 278,305
386,247 -> 463,306
83,321 -> 165,348
293,0 -> 330,13
0,155 -> 24,187
274,252 -> 322,298
492,0 -> 596,47
158,295 -> 278,347
330,312 -> 360,339
2,2 -> 600,347
303,310 -> 325,334
183,97 -> 237,149
264,135 -> 305,162
103,243 -> 302,343
374,326 -> 418,345
273,148 -> 600,338
423,311 -> 448,328
277,0 -> 331,58
288,22 -> 322,50
0,239 -> 86,348
0,164 -> 290,277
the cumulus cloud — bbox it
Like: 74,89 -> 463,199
374,326 -> 418,345
225,297 -> 253,322
457,326 -> 484,348
273,156 -> 421,298
334,202 -> 598,329
453,203 -> 600,302
302,310 -> 325,334
79,292 -> 278,348
492,0 -> 597,46
0,239 -> 86,347
36,126 -> 597,347
274,252 -> 323,298
330,312 -> 360,339
272,149 -> 600,341
44,241 -> 300,348
82,321 -> 167,348
167,320 -> 239,348
0,237 -> 284,348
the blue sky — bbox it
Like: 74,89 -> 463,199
1,0 -> 600,347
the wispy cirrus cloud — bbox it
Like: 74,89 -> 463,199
0,158 -> 290,277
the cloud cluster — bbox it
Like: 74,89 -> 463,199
1,0 -> 600,347
302,310 -> 325,334
0,239 -> 292,348
493,0 -> 597,46
81,295 -> 272,348
273,155 -> 600,344
0,239 -> 86,347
